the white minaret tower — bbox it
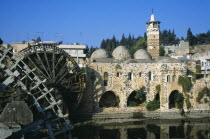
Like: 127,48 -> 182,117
146,11 -> 161,59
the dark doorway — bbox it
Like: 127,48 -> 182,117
99,91 -> 118,108
169,90 -> 179,109
127,91 -> 145,107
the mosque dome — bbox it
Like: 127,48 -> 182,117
134,49 -> 152,60
112,46 -> 131,60
91,49 -> 108,59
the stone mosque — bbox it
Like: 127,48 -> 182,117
79,13 -> 210,114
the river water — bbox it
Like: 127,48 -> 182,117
72,119 -> 210,139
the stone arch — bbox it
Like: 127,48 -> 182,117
127,90 -> 145,107
99,91 -> 119,108
169,90 -> 180,109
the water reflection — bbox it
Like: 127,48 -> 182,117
72,120 -> 210,139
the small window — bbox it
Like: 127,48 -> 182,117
167,75 -> 170,82
104,72 -> 108,86
149,72 -> 152,80
139,72 -> 142,77
172,75 -> 176,82
128,72 -> 132,80
116,72 -> 120,77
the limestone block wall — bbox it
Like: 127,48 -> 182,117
189,78 -> 210,110
84,61 -> 188,113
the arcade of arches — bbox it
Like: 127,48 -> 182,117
98,89 -> 185,110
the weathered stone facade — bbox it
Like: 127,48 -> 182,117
81,49 -> 210,114
84,54 -> 187,112
78,13 -> 210,114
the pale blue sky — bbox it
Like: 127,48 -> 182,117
1,0 -> 210,47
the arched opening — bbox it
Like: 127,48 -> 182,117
127,90 -> 146,107
169,90 -> 178,109
169,90 -> 184,109
99,91 -> 119,108
104,72 -> 108,86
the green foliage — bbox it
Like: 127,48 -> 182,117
178,76 -> 192,92
114,96 -> 120,106
196,87 -> 210,103
174,93 -> 184,109
0,38 -> 3,45
131,37 -> 147,55
185,98 -> 191,109
135,86 -> 146,102
204,98 -> 209,103
146,100 -> 160,111
128,101 -> 138,107
87,46 -> 97,58
100,35 -> 119,56
186,28 -> 210,46
159,46 -> 165,56
36,36 -> 41,42
196,65 -> 201,73
160,29 -> 179,45
155,85 -> 161,94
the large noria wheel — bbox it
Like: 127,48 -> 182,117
0,44 -> 85,139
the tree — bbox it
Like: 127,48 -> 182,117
0,38 -> 3,45
131,37 -> 147,55
87,46 -> 97,58
120,34 -> 126,46
159,46 -> 165,56
36,36 -> 41,42
186,28 -> 196,46
100,39 -> 106,49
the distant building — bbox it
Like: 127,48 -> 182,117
193,51 -> 210,75
9,41 -> 87,66
164,40 -> 191,60
58,43 -> 87,67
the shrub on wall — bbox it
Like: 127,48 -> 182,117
204,98 -> 209,103
113,96 -> 120,106
135,86 -> 146,103
146,100 -> 160,111
175,92 -> 184,109
128,101 -> 138,107
178,76 -> 192,93
185,98 -> 191,109
196,87 -> 210,103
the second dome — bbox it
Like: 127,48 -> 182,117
112,46 -> 131,60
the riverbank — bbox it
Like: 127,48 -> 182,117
70,110 -> 210,125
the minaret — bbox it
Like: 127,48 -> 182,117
146,12 -> 161,59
